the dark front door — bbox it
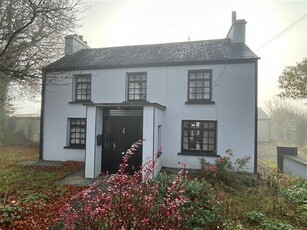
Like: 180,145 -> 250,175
102,115 -> 142,174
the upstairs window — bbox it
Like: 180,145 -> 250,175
187,70 -> 212,103
182,120 -> 217,154
69,118 -> 86,148
127,73 -> 147,101
75,75 -> 91,101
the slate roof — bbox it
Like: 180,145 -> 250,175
44,38 -> 258,72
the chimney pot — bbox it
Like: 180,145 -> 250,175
232,11 -> 236,23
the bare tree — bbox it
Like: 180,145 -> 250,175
0,0 -> 86,101
265,97 -> 307,146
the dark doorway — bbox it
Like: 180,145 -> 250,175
102,109 -> 143,174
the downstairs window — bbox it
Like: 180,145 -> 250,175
181,120 -> 217,155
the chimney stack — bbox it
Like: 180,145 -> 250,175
226,11 -> 246,43
65,34 -> 90,56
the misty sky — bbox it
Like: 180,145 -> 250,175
14,0 -> 306,114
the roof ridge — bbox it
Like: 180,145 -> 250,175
87,38 -> 229,51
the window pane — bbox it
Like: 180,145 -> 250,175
196,81 -> 203,87
203,73 -> 210,79
196,73 -> 203,79
209,122 -> 215,129
196,94 -> 202,99
190,73 -> 196,79
203,145 -> 208,151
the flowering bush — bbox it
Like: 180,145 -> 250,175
60,140 -> 190,229
200,150 -> 254,186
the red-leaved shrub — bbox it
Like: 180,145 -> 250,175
60,140 -> 189,229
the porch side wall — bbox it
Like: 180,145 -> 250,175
153,108 -> 164,177
85,106 -> 97,178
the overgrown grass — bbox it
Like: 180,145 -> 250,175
222,164 -> 307,229
1,145 -> 306,229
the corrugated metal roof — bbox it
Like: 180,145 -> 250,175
44,38 -> 258,72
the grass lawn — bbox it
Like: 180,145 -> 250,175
0,145 -> 85,229
1,145 -> 306,229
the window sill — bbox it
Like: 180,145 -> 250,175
185,101 -> 215,105
64,146 -> 85,149
123,100 -> 149,103
69,101 -> 93,104
178,151 -> 220,157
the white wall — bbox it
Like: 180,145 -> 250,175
283,156 -> 307,180
153,108 -> 164,177
43,61 -> 256,175
160,63 -> 256,172
43,73 -> 86,162
85,106 -> 96,178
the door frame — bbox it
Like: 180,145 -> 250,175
101,109 -> 143,174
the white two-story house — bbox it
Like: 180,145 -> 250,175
40,12 -> 259,178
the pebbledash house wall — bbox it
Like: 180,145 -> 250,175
42,61 -> 257,176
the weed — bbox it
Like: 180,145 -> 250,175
0,202 -> 23,226
199,149 -> 255,187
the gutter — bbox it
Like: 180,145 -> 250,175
39,72 -> 46,160
254,60 -> 258,174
